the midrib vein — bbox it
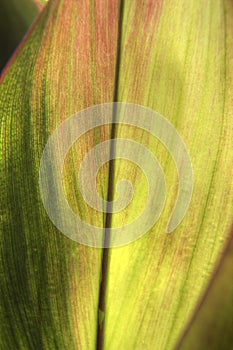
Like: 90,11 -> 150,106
96,1 -> 124,349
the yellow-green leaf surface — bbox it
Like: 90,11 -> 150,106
0,0 -> 45,72
176,232 -> 233,350
1,0 -> 233,350
104,0 -> 233,349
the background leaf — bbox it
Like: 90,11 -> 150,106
176,231 -> 233,350
0,0 -> 45,73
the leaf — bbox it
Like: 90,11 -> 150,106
1,0 -> 233,350
0,0 -> 119,349
101,0 -> 233,348
175,231 -> 233,350
0,0 -> 45,73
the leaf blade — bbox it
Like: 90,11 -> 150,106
0,0 -> 119,348
103,0 -> 233,349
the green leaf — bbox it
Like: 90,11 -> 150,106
0,0 -> 119,348
0,0 -> 45,73
1,0 -> 233,349
175,232 -> 233,350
